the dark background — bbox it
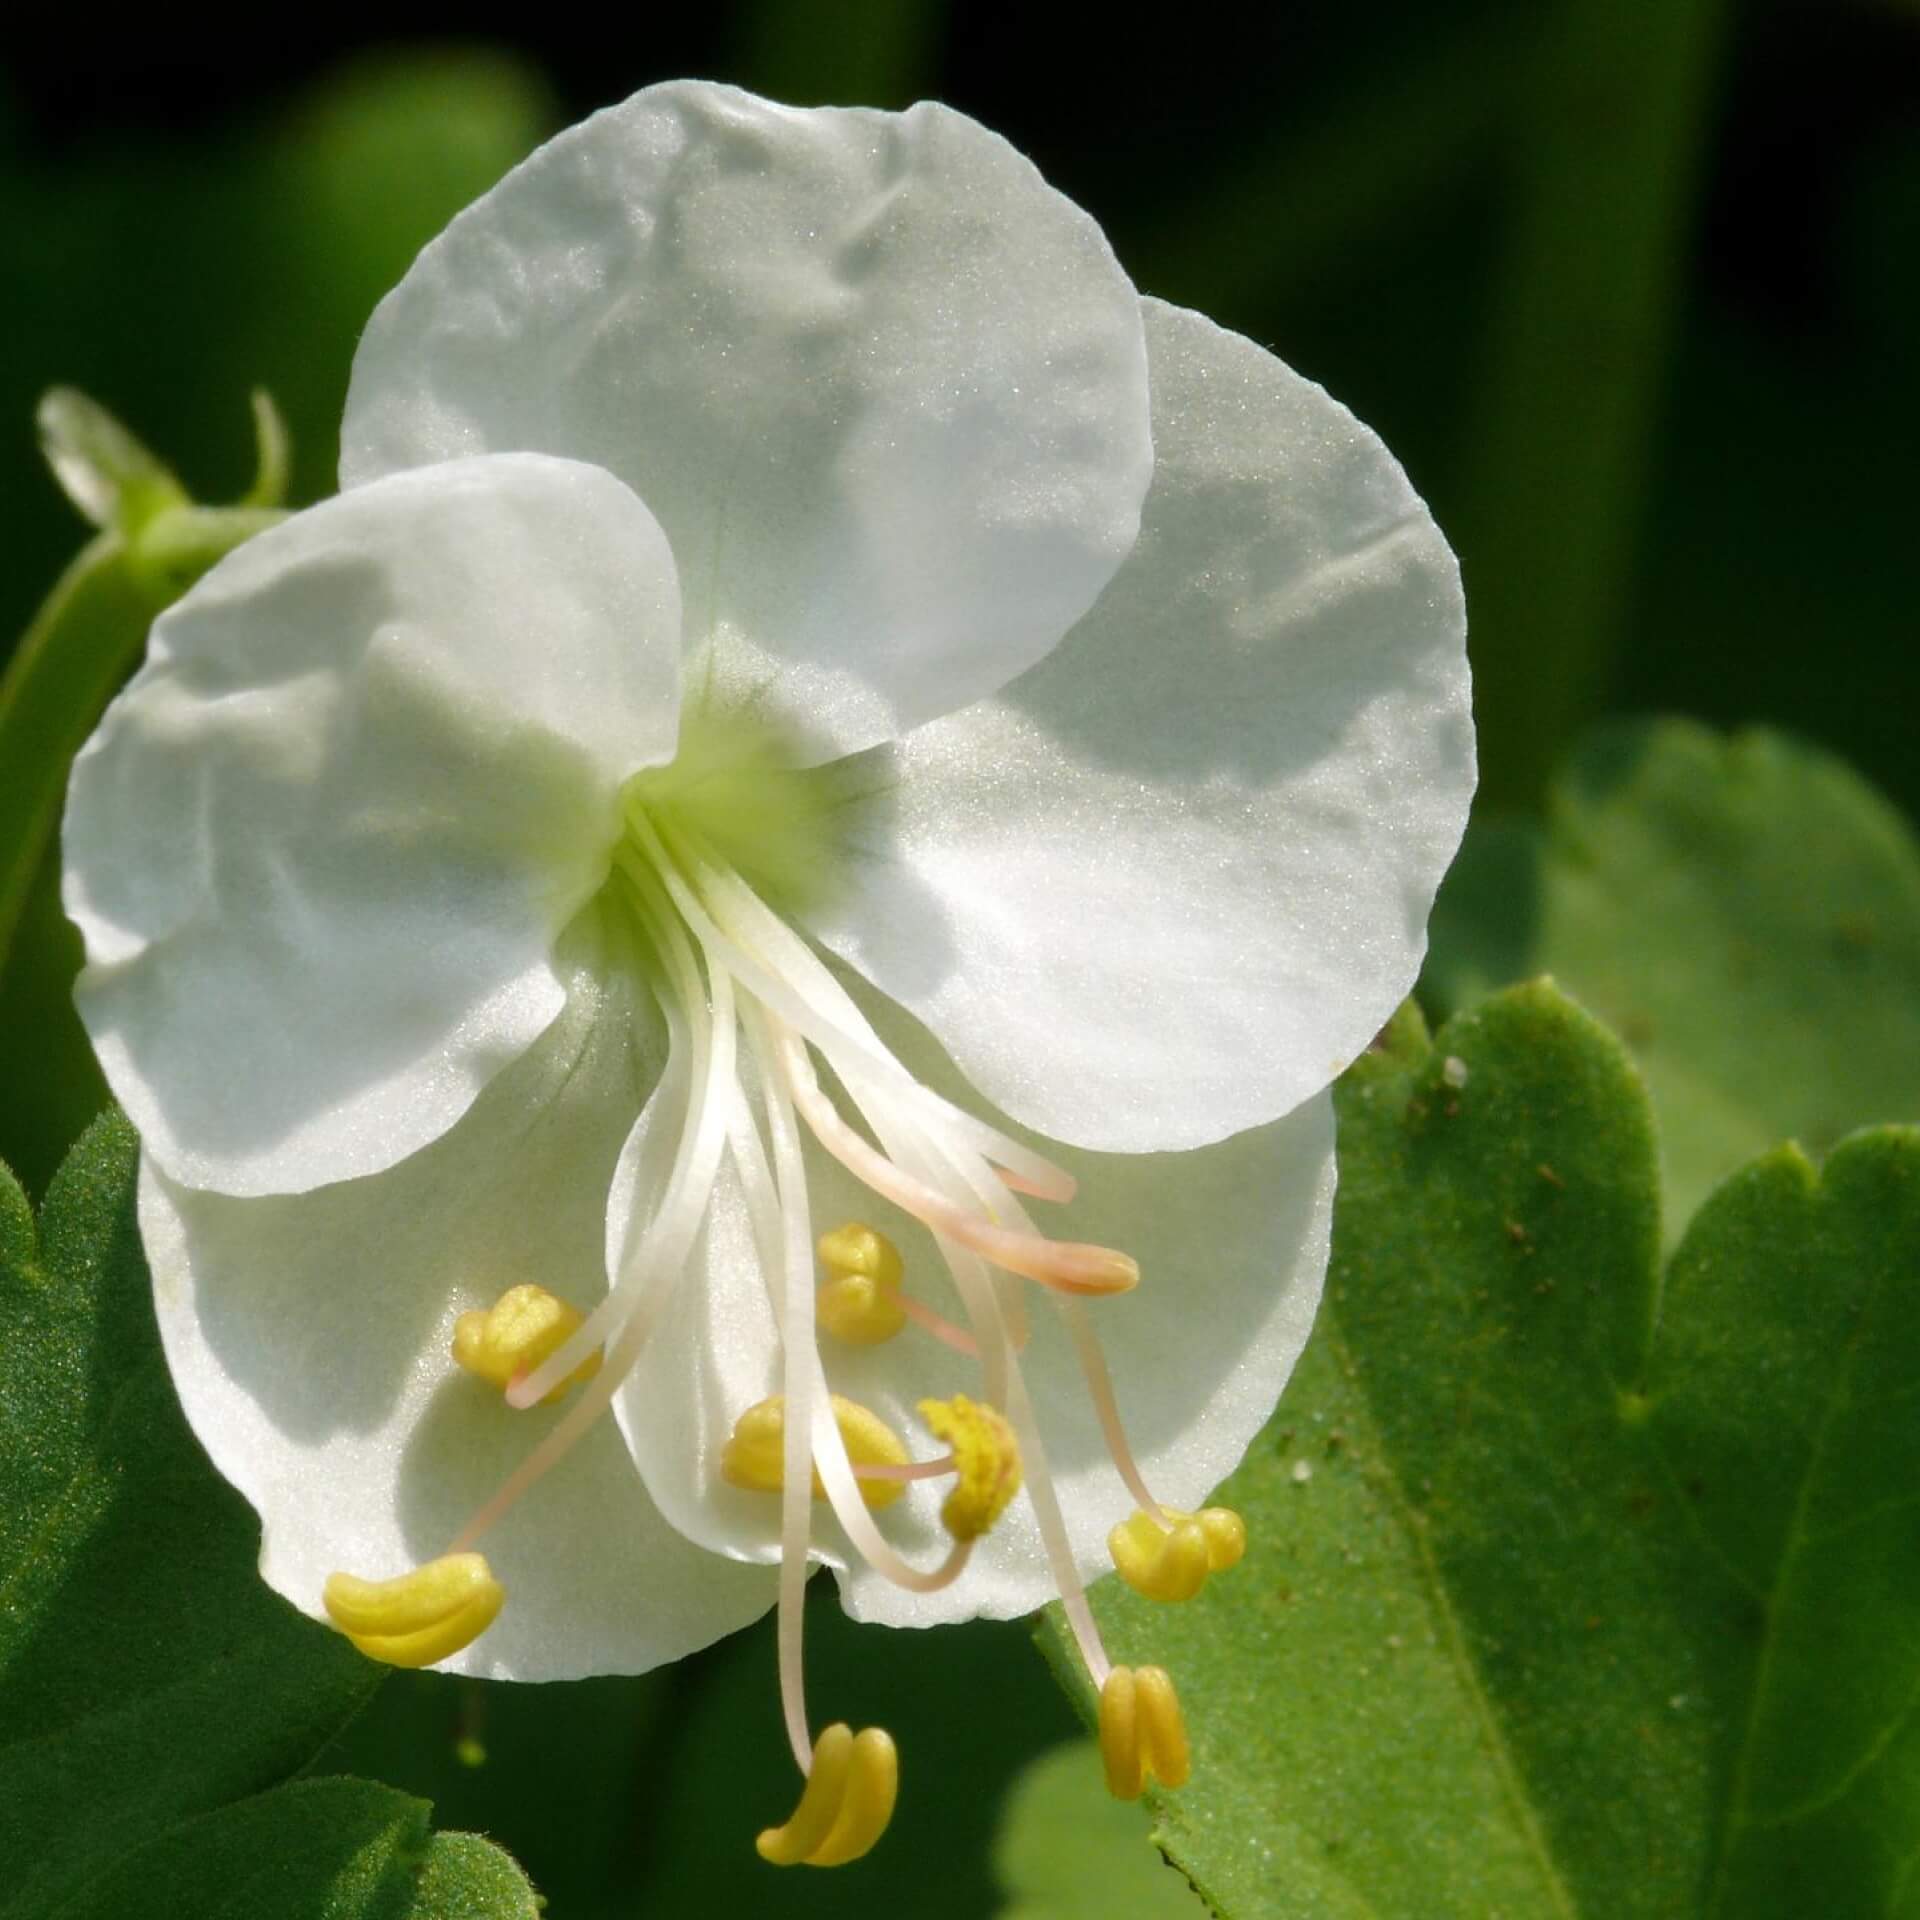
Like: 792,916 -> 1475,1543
2,3 -> 1915,1913
6,0 -> 1917,818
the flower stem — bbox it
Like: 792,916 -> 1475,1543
0,534 -> 168,971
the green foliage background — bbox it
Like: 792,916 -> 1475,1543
1,4 -> 1915,1915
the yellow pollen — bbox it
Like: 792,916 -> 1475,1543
815,1221 -> 908,1345
322,1553 -> 504,1668
452,1284 -> 600,1403
720,1394 -> 910,1510
1109,1505 -> 1247,1603
756,1724 -> 899,1866
917,1394 -> 1022,1541
1099,1665 -> 1191,1799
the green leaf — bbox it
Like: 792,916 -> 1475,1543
0,1113 -> 380,1917
1048,982 -> 1920,1917
49,1775 -> 537,1920
408,1828 -> 542,1920
318,1663 -> 671,1917
1427,720 -> 1920,1244
992,1741 -> 1207,1920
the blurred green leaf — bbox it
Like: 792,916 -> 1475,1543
730,0 -> 943,107
319,1663 -> 671,1917
0,1112 -> 381,1916
1135,15 -> 1519,324
992,1741 -> 1205,1920
257,51 -> 557,500
1426,720 -> 1920,1244
1458,0 -> 1729,808
50,1776 -> 537,1920
1046,983 -> 1920,1917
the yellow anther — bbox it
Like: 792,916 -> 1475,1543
452,1284 -> 600,1403
1109,1505 -> 1247,1602
1099,1665 -> 1191,1800
816,1221 -> 909,1345
756,1724 -> 899,1866
720,1394 -> 910,1510
918,1394 -> 1022,1541
322,1553 -> 504,1668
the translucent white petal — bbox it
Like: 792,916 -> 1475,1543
144,943 -> 776,1680
340,81 -> 1152,760
610,1001 -> 1333,1627
66,454 -> 683,1196
812,297 -> 1474,1150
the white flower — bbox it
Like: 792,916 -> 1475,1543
62,82 -> 1471,1853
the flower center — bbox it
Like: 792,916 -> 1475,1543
322,716 -> 1239,1860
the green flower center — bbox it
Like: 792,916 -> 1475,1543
619,704 -> 887,927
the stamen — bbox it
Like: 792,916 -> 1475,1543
771,1011 -> 824,1789
895,1291 -> 982,1357
846,1087 -> 1020,1399
427,814 -> 1167,1787
1109,1507 -> 1247,1603
852,1453 -> 956,1484
1058,1294 -> 1248,1600
446,1282 -> 660,1555
815,1218 -> 980,1354
815,1221 -> 909,1345
733,1002 -> 921,1853
778,1027 -> 1137,1297
1058,1296 -> 1163,1518
1099,1665 -> 1192,1799
721,1394 -> 911,1511
846,1069 -> 1031,1356
740,1003 -> 976,1599
839,1083 -> 1120,1685
858,1110 -> 1126,1704
756,1723 -> 899,1867
918,1395 -> 1021,1541
452,1284 -> 600,1403
322,1554 -> 503,1668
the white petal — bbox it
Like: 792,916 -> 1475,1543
813,297 -> 1474,1150
608,1008 -> 1333,1629
65,454 -> 683,1196
340,81 -> 1153,760
144,943 -> 776,1680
